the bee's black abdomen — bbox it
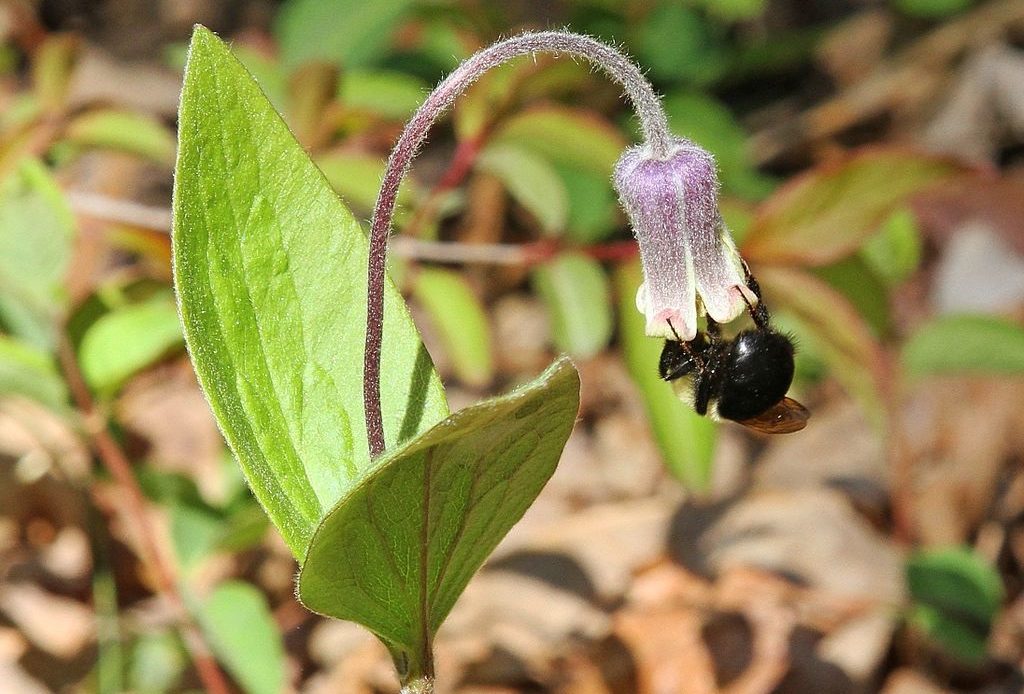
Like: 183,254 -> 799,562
716,330 -> 795,422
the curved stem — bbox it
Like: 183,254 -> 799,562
363,31 -> 670,456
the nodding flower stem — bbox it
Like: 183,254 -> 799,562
363,31 -> 672,457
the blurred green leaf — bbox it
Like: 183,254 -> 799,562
199,581 -> 286,694
275,0 -> 415,69
129,632 -> 186,694
907,546 -> 1003,664
860,207 -> 922,287
0,158 -> 75,349
78,297 -> 183,396
339,69 -> 427,120
903,315 -> 1024,377
299,358 -> 579,675
893,0 -> 972,18
613,260 -> 717,490
0,335 -> 67,409
32,34 -> 77,111
556,164 -> 619,244
413,268 -> 494,387
170,503 -> 223,572
175,27 -> 448,557
490,106 -> 627,176
757,266 -> 887,425
742,150 -> 964,266
316,151 -> 418,218
478,143 -> 569,235
814,257 -> 889,337
662,90 -> 775,200
64,109 -> 176,163
532,253 -> 613,359
696,0 -> 767,21
93,560 -> 123,694
633,4 -> 729,84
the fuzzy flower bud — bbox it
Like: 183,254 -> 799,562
613,138 -> 756,341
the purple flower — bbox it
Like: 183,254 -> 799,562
614,138 -> 756,341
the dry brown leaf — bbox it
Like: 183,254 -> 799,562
0,583 -> 93,658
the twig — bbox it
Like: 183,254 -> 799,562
56,334 -> 232,694
64,190 -> 642,267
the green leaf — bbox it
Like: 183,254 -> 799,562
695,0 -> 767,21
0,335 -> 67,409
477,143 -> 569,235
0,158 -> 75,349
633,4 -> 729,84
532,253 -> 613,359
556,164 -> 618,243
613,261 -> 717,490
199,581 -> 286,694
170,503 -> 224,572
742,150 -> 964,266
174,27 -> 448,557
814,256 -> 890,337
299,358 -> 580,673
64,109 -> 176,163
339,69 -> 428,120
903,315 -> 1024,377
860,207 -> 922,287
78,297 -> 183,396
129,632 -> 186,694
489,105 -> 627,176
662,90 -> 775,200
756,266 -> 887,426
893,0 -> 972,18
275,0 -> 415,69
907,546 -> 1003,663
413,268 -> 494,388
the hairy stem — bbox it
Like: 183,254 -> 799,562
363,31 -> 670,457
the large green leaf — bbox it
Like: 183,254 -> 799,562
742,150 -> 964,266
613,261 -> 716,490
173,27 -> 448,557
299,358 -> 579,674
903,315 -> 1024,377
0,158 -> 74,349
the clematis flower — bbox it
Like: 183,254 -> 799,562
613,138 -> 756,341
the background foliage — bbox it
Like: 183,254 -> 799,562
2,0 -> 1024,691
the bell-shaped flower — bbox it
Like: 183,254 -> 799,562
613,138 -> 756,341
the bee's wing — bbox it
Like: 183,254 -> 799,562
737,397 -> 809,434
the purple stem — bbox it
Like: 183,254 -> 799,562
363,31 -> 671,457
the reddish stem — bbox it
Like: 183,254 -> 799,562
364,32 -> 670,458
57,335 -> 232,694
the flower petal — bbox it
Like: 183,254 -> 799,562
614,142 -> 698,340
692,214 -> 754,323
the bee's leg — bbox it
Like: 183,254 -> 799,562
739,260 -> 772,330
706,315 -> 722,338
668,318 -> 704,369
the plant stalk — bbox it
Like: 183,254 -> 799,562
363,30 -> 670,457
